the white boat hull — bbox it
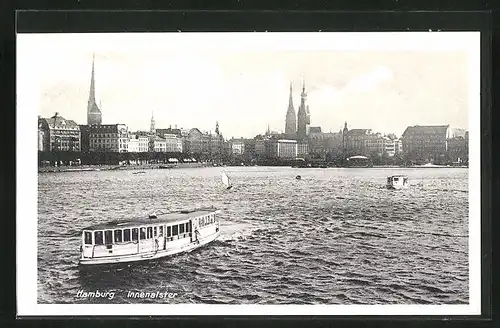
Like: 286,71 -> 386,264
386,183 -> 409,190
79,229 -> 220,266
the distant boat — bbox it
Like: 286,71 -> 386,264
386,175 -> 409,190
222,171 -> 233,190
296,175 -> 302,180
133,171 -> 146,175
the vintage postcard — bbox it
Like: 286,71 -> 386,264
17,31 -> 481,316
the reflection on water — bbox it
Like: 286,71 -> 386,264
38,167 -> 469,304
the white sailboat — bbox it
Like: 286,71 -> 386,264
222,171 -> 232,190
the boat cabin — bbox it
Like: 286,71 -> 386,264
386,175 -> 409,189
80,208 -> 220,265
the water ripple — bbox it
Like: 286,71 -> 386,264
38,166 -> 468,304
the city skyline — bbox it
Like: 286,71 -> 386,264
20,32 -> 475,137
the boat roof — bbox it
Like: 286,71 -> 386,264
82,208 -> 218,231
388,175 -> 408,178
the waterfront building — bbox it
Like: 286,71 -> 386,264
39,114 -> 81,152
163,134 -> 183,153
447,133 -> 468,163
89,124 -> 129,152
207,122 -> 225,159
128,134 -> 149,153
364,133 -> 386,156
284,83 -> 297,139
38,121 -> 45,151
346,128 -> 372,155
308,127 -> 342,159
297,80 -> 308,140
384,136 -> 396,157
185,128 -> 206,154
153,136 -> 167,152
128,137 -> 139,153
87,54 -> 102,125
269,139 -> 298,159
297,142 -> 309,158
230,139 -> 245,155
401,125 -> 454,163
254,136 -> 269,158
79,125 -> 91,153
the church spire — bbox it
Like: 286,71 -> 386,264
87,54 -> 102,125
297,77 -> 308,139
150,111 -> 156,134
284,82 -> 297,138
215,121 -> 220,135
88,54 -> 96,112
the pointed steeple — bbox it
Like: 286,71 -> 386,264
150,111 -> 156,134
285,82 -> 296,137
87,54 -> 102,125
88,54 -> 96,112
215,121 -> 220,135
297,77 -> 308,139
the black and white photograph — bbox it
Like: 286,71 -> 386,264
17,30 -> 481,316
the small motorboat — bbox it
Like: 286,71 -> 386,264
296,175 -> 302,180
386,175 -> 409,190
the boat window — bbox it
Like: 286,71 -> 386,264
94,231 -> 104,245
124,229 -> 131,242
147,227 -> 153,239
394,178 -> 399,181
159,226 -> 164,236
84,232 -> 92,245
153,226 -> 157,237
167,226 -> 171,237
179,224 -> 185,234
172,225 -> 178,236
114,229 -> 123,243
140,227 -> 146,240
132,228 -> 139,241
186,222 -> 190,232
104,230 -> 113,245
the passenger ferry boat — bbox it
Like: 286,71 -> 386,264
79,208 -> 221,265
386,175 -> 409,190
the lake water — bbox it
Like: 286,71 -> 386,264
37,166 -> 469,304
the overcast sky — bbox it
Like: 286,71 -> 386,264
18,32 -> 478,138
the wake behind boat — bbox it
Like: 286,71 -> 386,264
79,208 -> 221,265
222,171 -> 233,190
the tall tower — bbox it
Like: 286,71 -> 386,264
215,121 -> 220,135
87,54 -> 102,125
284,82 -> 296,138
150,111 -> 156,135
297,79 -> 308,140
306,105 -> 311,135
342,121 -> 349,158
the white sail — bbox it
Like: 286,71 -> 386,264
221,171 -> 231,188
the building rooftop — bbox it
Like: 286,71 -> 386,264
402,125 -> 450,137
40,115 -> 79,130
